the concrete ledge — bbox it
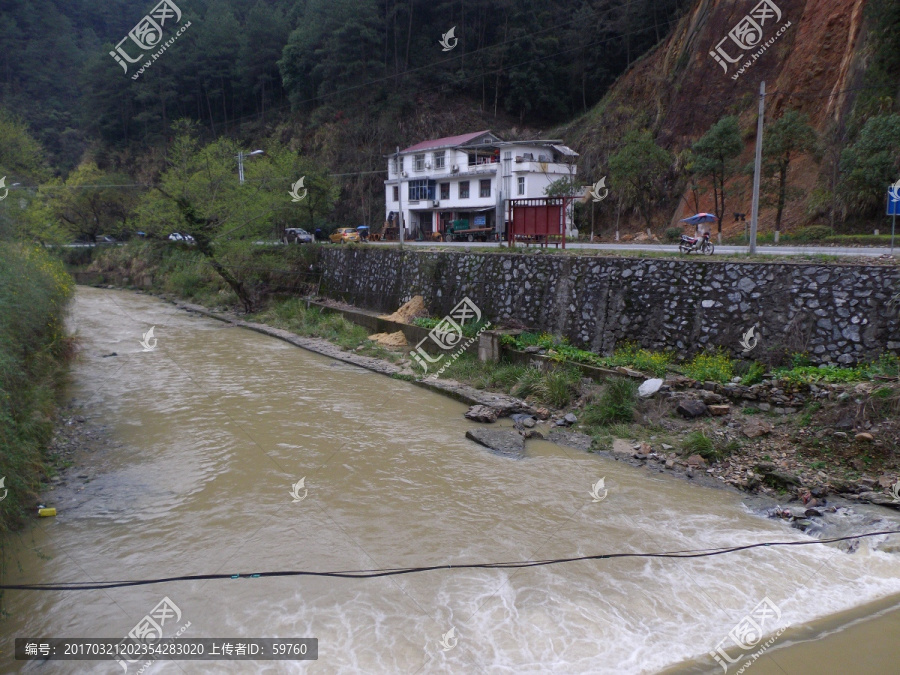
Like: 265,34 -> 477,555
305,298 -> 479,356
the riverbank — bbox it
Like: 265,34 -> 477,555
78,279 -> 900,531
0,245 -> 74,535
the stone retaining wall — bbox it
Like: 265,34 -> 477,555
318,248 -> 900,365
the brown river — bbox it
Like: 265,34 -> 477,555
2,286 -> 900,674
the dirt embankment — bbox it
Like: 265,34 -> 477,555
567,0 -> 871,238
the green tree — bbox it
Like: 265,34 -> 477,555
135,131 -> 338,311
678,149 -> 707,214
759,111 -> 818,240
543,175 -> 581,197
838,114 -> 900,218
0,108 -> 52,242
608,129 -> 673,232
691,116 -> 743,239
46,163 -> 135,243
279,0 -> 384,109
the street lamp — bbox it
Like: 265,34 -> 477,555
236,150 -> 264,184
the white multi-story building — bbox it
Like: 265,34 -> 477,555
384,130 -> 578,239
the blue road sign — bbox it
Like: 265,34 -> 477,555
888,185 -> 900,216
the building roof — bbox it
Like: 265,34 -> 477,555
401,130 -> 495,153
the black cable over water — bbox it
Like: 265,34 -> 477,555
3,530 -> 899,592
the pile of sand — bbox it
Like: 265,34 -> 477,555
367,330 -> 408,347
379,295 -> 428,324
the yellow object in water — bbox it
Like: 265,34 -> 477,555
38,508 -> 57,517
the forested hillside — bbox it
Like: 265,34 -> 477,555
0,0 -> 686,165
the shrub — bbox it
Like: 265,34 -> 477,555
792,225 -> 835,242
774,364 -> 865,385
499,335 -> 672,377
824,234 -> 898,245
537,366 -> 583,408
869,353 -> 900,378
664,227 -> 683,243
790,352 -> 812,368
683,350 -> 734,383
740,362 -> 766,385
582,378 -> 638,426
0,245 -> 75,534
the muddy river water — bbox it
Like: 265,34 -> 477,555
2,286 -> 900,674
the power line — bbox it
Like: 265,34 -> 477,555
2,529 -> 896,591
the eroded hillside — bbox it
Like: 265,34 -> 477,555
566,0 -> 883,237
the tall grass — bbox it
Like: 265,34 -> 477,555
0,244 -> 75,534
582,378 -> 639,426
681,430 -> 741,461
511,365 -> 582,408
252,299 -> 375,351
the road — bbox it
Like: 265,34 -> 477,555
61,240 -> 896,258
367,240 -> 896,258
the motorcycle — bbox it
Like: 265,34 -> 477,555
679,232 -> 714,255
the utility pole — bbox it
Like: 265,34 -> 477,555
396,146 -> 404,246
749,81 -> 766,255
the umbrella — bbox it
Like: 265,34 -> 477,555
356,225 -> 369,230
681,213 -> 718,225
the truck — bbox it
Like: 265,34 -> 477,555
445,218 -> 496,242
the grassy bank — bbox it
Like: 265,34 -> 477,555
0,244 -> 74,534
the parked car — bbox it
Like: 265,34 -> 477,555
329,227 -> 360,243
168,233 -> 195,243
283,227 -> 313,244
97,235 -> 117,244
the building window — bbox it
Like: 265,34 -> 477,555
459,181 -> 469,199
480,179 -> 491,198
393,186 -> 399,202
414,154 -> 425,171
434,151 -> 445,170
409,179 -> 435,201
517,177 -> 525,196
440,183 -> 449,200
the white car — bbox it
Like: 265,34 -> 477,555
168,233 -> 195,243
283,228 -> 313,244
